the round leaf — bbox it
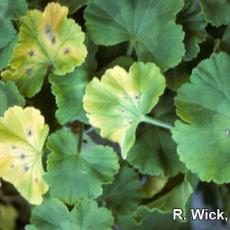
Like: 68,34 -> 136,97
0,81 -> 25,116
45,128 -> 119,204
2,2 -> 87,97
200,0 -> 230,26
85,0 -> 185,71
26,198 -> 114,230
101,165 -> 142,215
0,106 -> 49,204
83,62 -> 166,158
172,52 -> 230,183
178,0 -> 207,61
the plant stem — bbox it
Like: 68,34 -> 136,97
143,116 -> 173,130
126,41 -> 134,56
77,124 -> 84,154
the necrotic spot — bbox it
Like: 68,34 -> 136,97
24,166 -> 29,172
63,47 -> 70,54
44,25 -> 52,34
20,154 -> 26,159
28,50 -> 35,57
27,129 -> 32,137
26,68 -> 32,75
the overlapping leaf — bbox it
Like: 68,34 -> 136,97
101,165 -> 142,215
45,128 -> 119,204
0,0 -> 27,48
127,96 -> 185,176
0,106 -> 49,204
172,52 -> 230,183
200,0 -> 230,26
26,198 -> 114,230
2,2 -> 87,97
85,0 -> 185,71
118,206 -> 189,230
0,81 -> 25,116
83,62 -> 166,158
50,39 -> 97,125
178,0 -> 207,61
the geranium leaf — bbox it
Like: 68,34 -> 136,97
218,24 -> 230,55
146,174 -> 193,214
0,204 -> 18,230
0,36 -> 18,71
26,198 -> 114,230
178,0 -> 207,61
58,0 -> 88,13
0,106 -> 49,204
172,52 -> 230,183
50,68 -> 89,124
101,165 -> 142,215
83,62 -> 166,158
127,96 -> 185,176
45,128 -> 119,204
118,206 -> 189,230
200,0 -> 230,26
50,38 -> 97,125
0,19 -> 16,49
0,81 -> 25,116
1,2 -> 87,97
85,0 -> 185,71
5,0 -> 28,20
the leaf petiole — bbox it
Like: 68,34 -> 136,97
142,116 -> 173,130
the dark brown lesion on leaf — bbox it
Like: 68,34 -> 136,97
44,25 -> 52,35
24,166 -> 29,172
63,47 -> 70,54
20,153 -> 26,159
44,24 -> 56,45
26,68 -> 33,75
26,128 -> 32,137
28,50 -> 35,57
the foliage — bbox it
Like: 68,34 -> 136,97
0,0 -> 230,229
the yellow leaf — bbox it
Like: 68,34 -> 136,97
0,106 -> 49,204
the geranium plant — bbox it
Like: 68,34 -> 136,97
0,0 -> 230,229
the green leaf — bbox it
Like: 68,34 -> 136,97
83,62 -> 166,158
166,62 -> 190,92
178,0 -> 207,61
50,69 -> 89,125
101,165 -> 142,215
218,24 -> 230,55
0,81 -> 25,116
85,0 -> 185,71
26,198 -> 114,230
172,52 -> 230,183
58,0 -> 88,13
50,38 -> 97,125
5,0 -> 28,20
117,206 -> 189,230
200,0 -> 230,26
146,174 -> 193,214
0,106 -> 49,204
0,19 -> 16,48
0,204 -> 18,230
127,96 -> 185,176
2,2 -> 87,97
142,176 -> 168,198
0,36 -> 18,71
45,128 -> 119,204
